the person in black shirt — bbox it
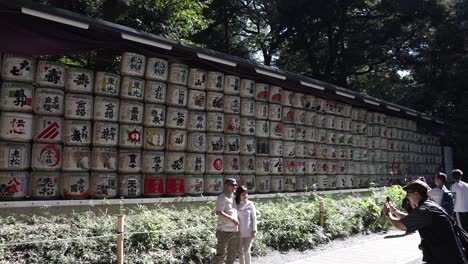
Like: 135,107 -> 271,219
383,180 -> 467,264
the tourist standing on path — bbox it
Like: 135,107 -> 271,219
428,172 -> 454,215
214,178 -> 239,264
236,186 -> 257,264
451,169 -> 468,231
383,180 -> 467,264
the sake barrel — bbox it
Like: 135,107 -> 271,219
120,52 -> 146,77
119,100 -> 144,124
305,159 -> 318,175
146,57 -> 168,81
283,141 -> 296,158
326,100 -> 337,114
66,67 -> 94,94
255,120 -> 270,138
254,83 -> 269,101
240,98 -> 255,117
307,143 -> 318,158
239,117 -> 256,136
61,172 -> 90,199
327,130 -> 337,145
240,136 -> 255,155
187,111 -> 206,132
325,115 -> 336,130
143,128 -> 165,150
318,114 -> 327,128
303,95 -> 315,110
0,171 -> 29,200
90,147 -> 117,172
296,142 -> 307,158
206,71 -> 224,91
166,129 -> 187,151
90,172 -> 117,199
271,175 -> 284,192
206,154 -> 223,174
36,60 -> 66,88
269,157 -> 284,174
143,104 -> 165,127
345,133 -> 353,145
256,175 -> 271,193
206,92 -> 224,112
315,98 -> 327,113
185,153 -> 205,174
282,107 -> 294,123
294,109 -> 306,125
295,159 -> 305,175
329,161 -> 338,174
145,81 -> 167,104
31,143 -> 62,171
1,54 -> 35,82
33,115 -> 63,143
296,126 -> 306,142
165,152 -> 185,174
30,171 -> 60,199
0,142 -> 30,170
224,75 -> 240,95
240,155 -> 255,174
305,111 -> 317,127
166,84 -> 187,107
283,124 -> 296,141
284,175 -> 296,192
269,122 -> 283,139
319,143 -> 330,159
224,134 -> 240,154
93,96 -> 120,122
224,155 -> 240,174
291,92 -> 304,108
168,63 -> 188,85
186,174 -> 204,195
118,149 -> 142,173
240,174 -> 256,192
284,159 -> 295,175
268,104 -> 282,121
64,93 -> 93,120
187,132 -> 207,153
62,146 -> 90,172
256,138 -> 269,156
255,101 -> 269,120
187,89 -> 206,111
206,133 -> 224,154
204,174 -> 223,195
224,114 -> 240,134
224,95 -> 241,114
344,175 -> 354,189
94,72 -> 120,97
269,86 -> 282,104
255,157 -> 270,175
165,107 -> 188,129
34,88 -> 64,116
0,82 -> 34,112
295,175 -> 306,191
143,174 -> 166,197
337,133 -> 346,145
306,127 -> 319,143
269,140 -> 283,157
316,175 -> 327,190
317,159 -> 329,175
240,79 -> 255,98
118,174 -> 143,198
281,90 -> 292,106
141,151 -> 165,174
119,124 -> 143,148
327,175 -> 337,190
188,68 -> 207,90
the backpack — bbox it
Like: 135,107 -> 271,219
441,189 -> 455,215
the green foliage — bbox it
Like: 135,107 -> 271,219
0,188 -> 404,263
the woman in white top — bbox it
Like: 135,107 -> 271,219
235,186 -> 257,264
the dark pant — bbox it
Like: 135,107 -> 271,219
456,212 -> 468,231
213,230 -> 239,264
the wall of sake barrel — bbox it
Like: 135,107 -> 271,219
0,52 -> 443,201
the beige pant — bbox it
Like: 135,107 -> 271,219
239,237 -> 253,264
213,230 -> 239,264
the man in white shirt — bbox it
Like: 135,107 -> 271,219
451,169 -> 468,231
213,178 -> 239,264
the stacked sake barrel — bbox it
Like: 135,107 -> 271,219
0,54 -> 35,200
406,130 -> 443,182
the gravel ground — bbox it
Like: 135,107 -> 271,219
250,228 -> 424,264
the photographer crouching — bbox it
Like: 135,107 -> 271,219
383,180 -> 467,264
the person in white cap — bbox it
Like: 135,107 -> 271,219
213,178 -> 239,264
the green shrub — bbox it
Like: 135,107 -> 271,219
0,187 -> 404,263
